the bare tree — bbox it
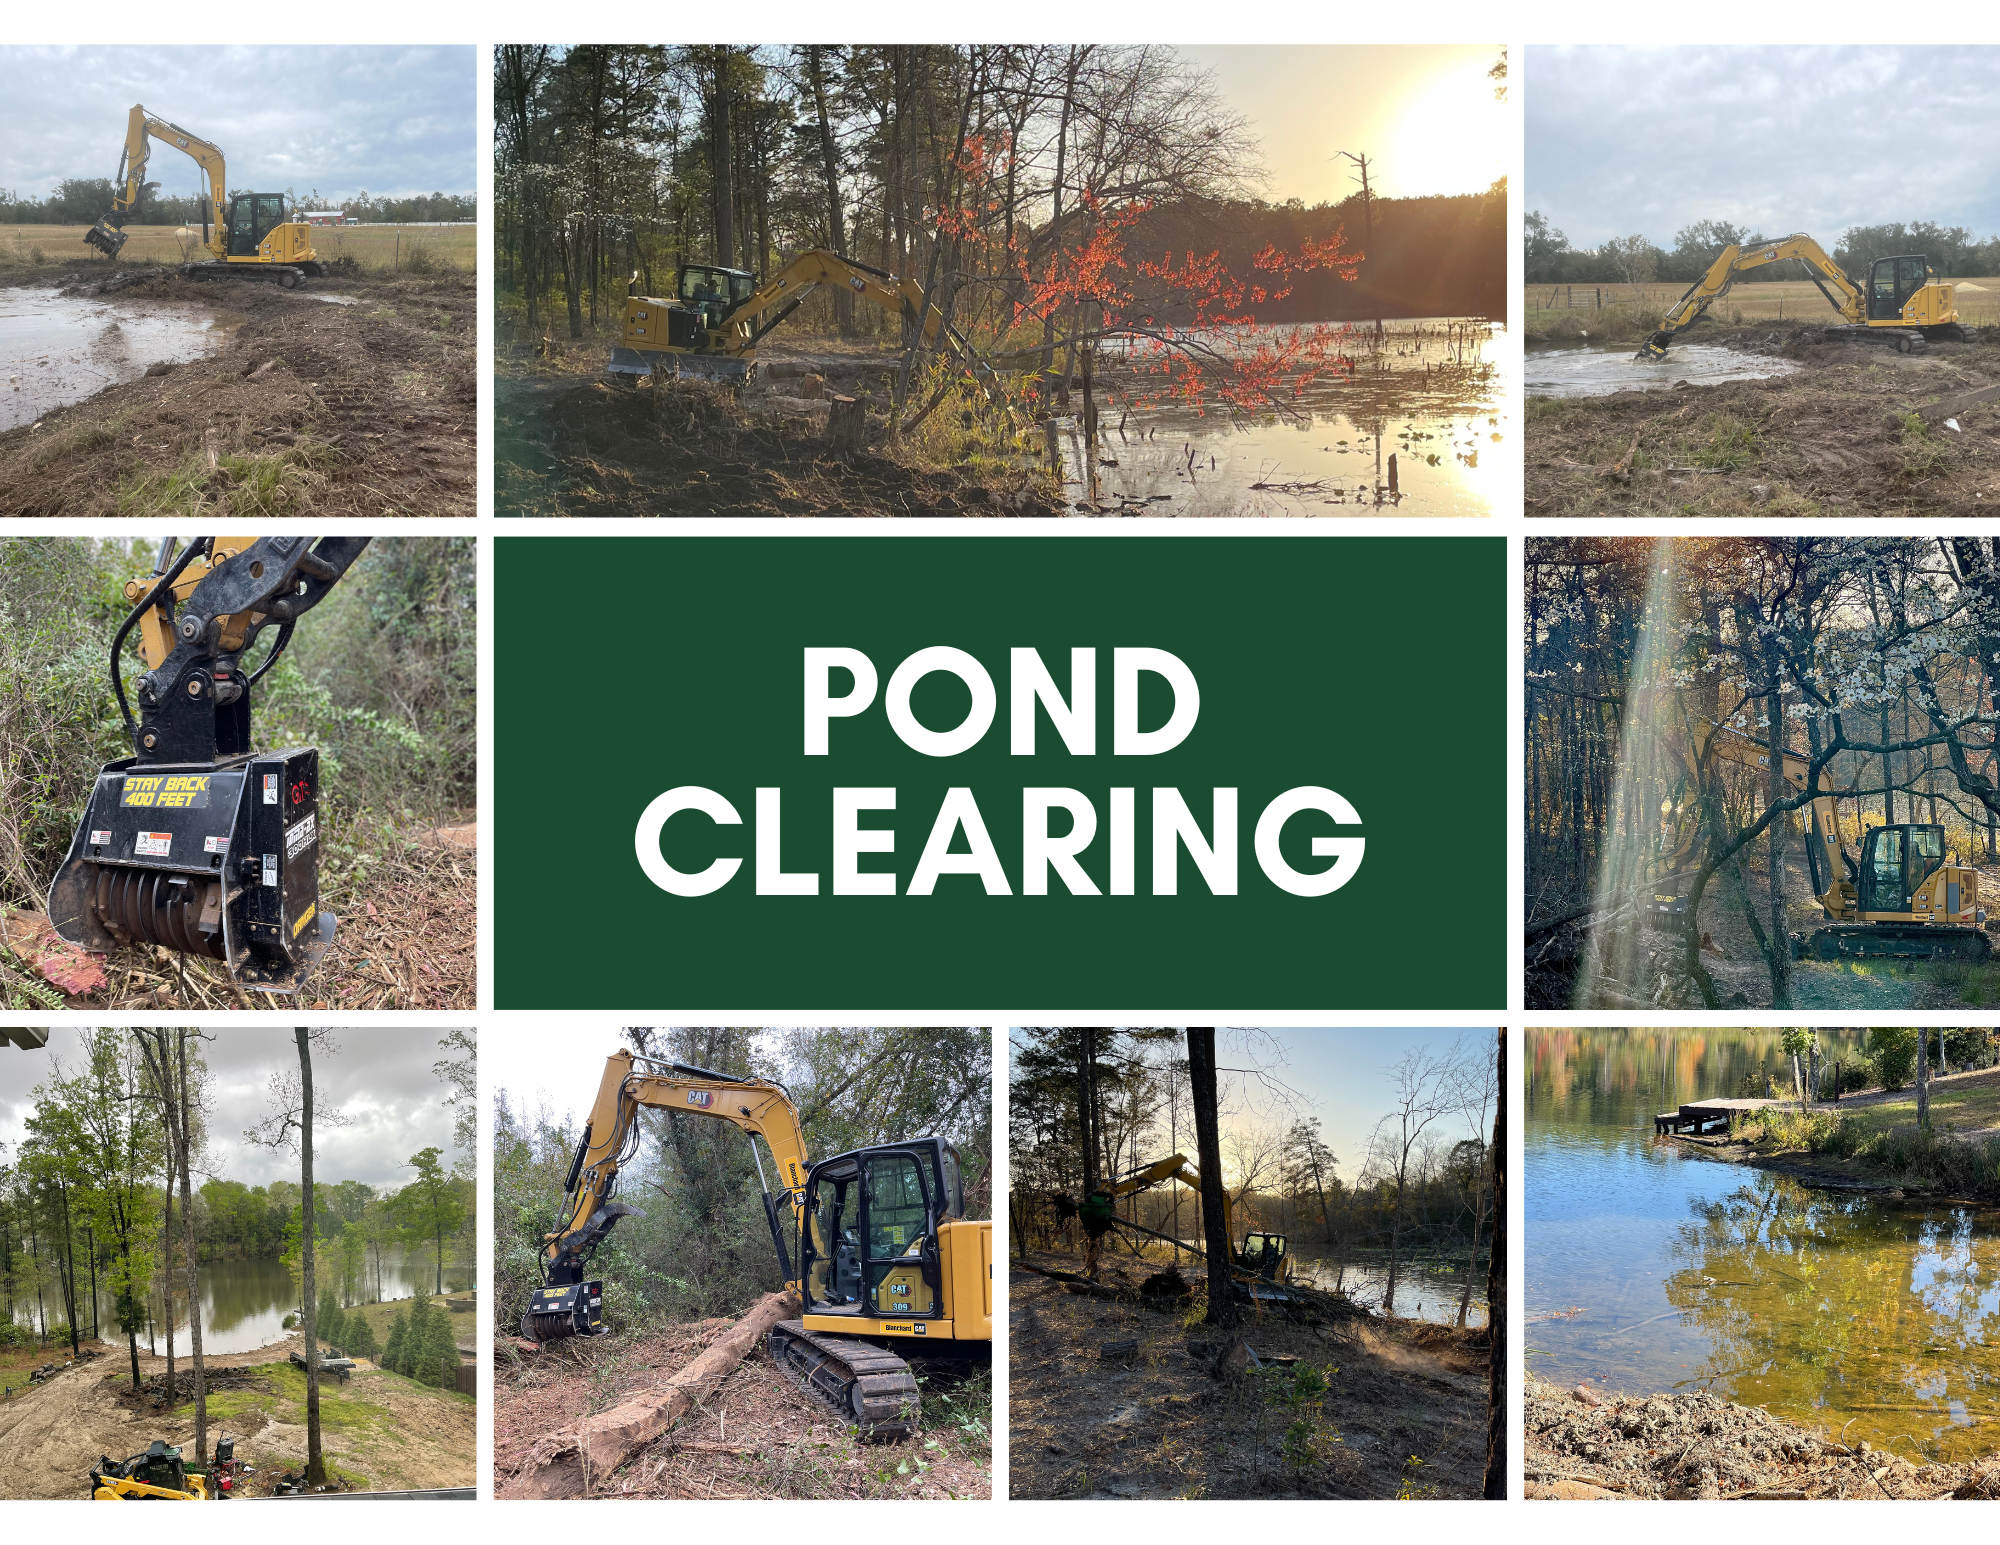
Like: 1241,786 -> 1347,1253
245,1030 -> 348,1488
1483,1029 -> 1506,1501
1186,1027 -> 1235,1329
1367,1043 -> 1463,1313
1453,1041 -> 1498,1328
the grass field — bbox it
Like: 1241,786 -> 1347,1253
0,222 -> 474,274
1525,276 -> 2000,344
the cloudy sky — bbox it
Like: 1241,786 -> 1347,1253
1185,45 -> 1510,203
0,46 -> 474,204
1527,46 -> 2000,250
0,1028 -> 471,1189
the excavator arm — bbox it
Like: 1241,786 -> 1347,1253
85,105 -> 228,263
1642,234 -> 1864,358
1106,1154 -> 1232,1243
1702,727 -> 1852,916
527,1049 -> 810,1338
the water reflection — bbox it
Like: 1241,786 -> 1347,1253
1528,1028 -> 2000,1461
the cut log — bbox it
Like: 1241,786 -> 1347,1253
1914,381 -> 2000,426
502,1289 -> 796,1499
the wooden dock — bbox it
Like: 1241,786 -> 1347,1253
1654,1097 -> 1787,1137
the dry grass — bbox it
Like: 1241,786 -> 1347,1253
3,222 -> 474,273
1526,277 -> 2000,339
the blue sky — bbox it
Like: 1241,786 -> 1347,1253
0,45 -> 474,203
1527,46 -> 2000,250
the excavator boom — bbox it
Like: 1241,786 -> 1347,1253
85,105 -> 228,262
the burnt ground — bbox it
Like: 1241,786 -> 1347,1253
0,821 -> 474,1011
1527,846 -> 2000,1010
1526,1377 -> 2000,1499
0,261 -> 474,515
494,1317 -> 991,1500
495,330 -> 1063,517
1008,1249 -> 1491,1500
1526,323 -> 2000,515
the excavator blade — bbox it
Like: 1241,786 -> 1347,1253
606,346 -> 752,384
83,219 -> 129,260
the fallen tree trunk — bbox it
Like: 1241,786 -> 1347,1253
504,1290 -> 797,1499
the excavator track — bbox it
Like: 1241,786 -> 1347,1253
767,1320 -> 920,1442
1796,923 -> 1992,962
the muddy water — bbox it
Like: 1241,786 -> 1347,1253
9,1249 -> 470,1356
1528,1028 -> 2000,1463
1527,341 -> 1800,399
1292,1254 -> 1489,1325
0,285 -> 221,432
1051,319 -> 1513,516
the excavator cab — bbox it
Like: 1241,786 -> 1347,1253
799,1137 -> 962,1320
1867,255 -> 1935,322
226,193 -> 289,257
1857,823 -> 1944,913
678,263 -> 757,330
1237,1231 -> 1291,1281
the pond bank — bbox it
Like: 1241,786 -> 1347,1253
1526,1376 -> 2000,1499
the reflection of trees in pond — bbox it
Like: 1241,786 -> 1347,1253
1528,1028 -> 1869,1129
1663,1175 -> 2000,1458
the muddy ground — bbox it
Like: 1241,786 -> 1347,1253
1528,845 -> 2000,1010
494,1317 -> 991,1499
0,261 -> 473,515
1008,1249 -> 1491,1499
0,1332 -> 474,1499
495,329 -> 1063,517
0,821 -> 474,1010
1526,322 -> 2000,515
1526,1376 -> 2000,1499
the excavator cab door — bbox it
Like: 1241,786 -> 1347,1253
863,1149 -> 937,1317
226,193 -> 288,257
1858,823 -> 1945,912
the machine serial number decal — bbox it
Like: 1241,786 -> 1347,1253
204,835 -> 230,854
285,813 -> 318,860
134,831 -> 172,857
686,1090 -> 715,1107
121,773 -> 211,809
291,902 -> 317,938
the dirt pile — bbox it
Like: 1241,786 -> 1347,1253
1527,324 -> 2000,515
1009,1249 -> 1489,1499
1526,1377 -> 2000,1499
0,267 -> 474,515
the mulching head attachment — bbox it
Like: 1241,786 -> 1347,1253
83,218 -> 130,260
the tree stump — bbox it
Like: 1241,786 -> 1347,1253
826,394 -> 864,450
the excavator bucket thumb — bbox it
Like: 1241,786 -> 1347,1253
83,218 -> 129,260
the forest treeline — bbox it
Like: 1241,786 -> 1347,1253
0,182 -> 476,226
0,537 -> 474,938
1008,1028 -> 1497,1320
1526,211 -> 2000,287
495,44 -> 1505,344
1526,538 -> 2000,1009
1,1029 -> 473,1359
494,1027 -> 992,1331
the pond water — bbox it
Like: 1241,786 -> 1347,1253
1525,341 -> 1800,399
1528,1028 -> 2000,1463
1049,319 -> 1512,516
1292,1254 -> 1489,1325
9,1248 -> 470,1356
0,285 -> 220,432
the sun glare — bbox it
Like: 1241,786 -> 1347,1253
1383,57 -> 1508,197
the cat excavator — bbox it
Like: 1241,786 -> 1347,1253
1104,1154 -> 1295,1286
1645,726 -> 1991,961
48,536 -> 369,993
83,105 -> 324,286
523,1049 -> 991,1441
1639,233 -> 1975,359
607,248 -> 1002,400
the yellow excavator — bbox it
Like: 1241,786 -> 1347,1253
83,105 -> 324,287
608,248 -> 1001,398
1640,233 -> 1974,359
1103,1154 -> 1296,1286
1645,726 -> 1990,961
524,1050 -> 991,1441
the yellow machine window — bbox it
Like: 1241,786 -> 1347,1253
1911,827 -> 1943,884
867,1153 -> 927,1256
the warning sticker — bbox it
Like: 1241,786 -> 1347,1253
121,772 -> 211,809
263,773 -> 279,806
284,812 -> 318,860
89,829 -> 112,845
261,854 -> 278,887
135,831 -> 172,857
291,902 -> 317,939
204,835 -> 231,854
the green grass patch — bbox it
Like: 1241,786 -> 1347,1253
26,412 -> 129,472
114,437 -> 336,515
1898,410 -> 1954,481
1683,411 -> 1759,470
